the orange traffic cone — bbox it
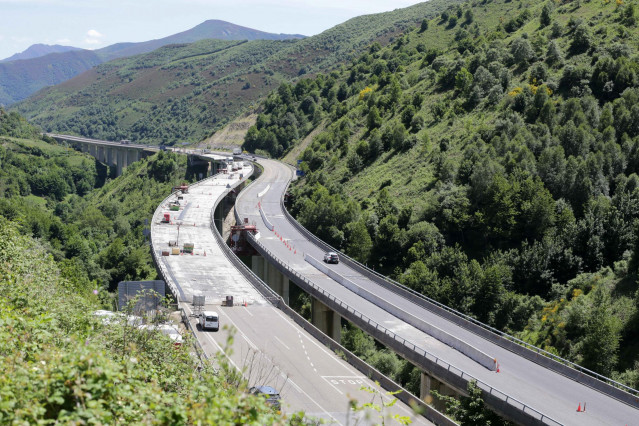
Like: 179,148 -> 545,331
577,403 -> 582,412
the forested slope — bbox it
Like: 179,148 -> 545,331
13,0 -> 462,145
245,0 -> 639,388
0,111 -> 296,423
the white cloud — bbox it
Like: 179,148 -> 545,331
87,29 -> 103,38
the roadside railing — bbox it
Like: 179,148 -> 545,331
245,230 -> 562,426
278,177 -> 639,408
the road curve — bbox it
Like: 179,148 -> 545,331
234,157 -> 639,426
150,162 -> 431,425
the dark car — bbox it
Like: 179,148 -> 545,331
323,252 -> 339,264
249,386 -> 281,410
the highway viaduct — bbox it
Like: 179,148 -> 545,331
50,134 -> 639,425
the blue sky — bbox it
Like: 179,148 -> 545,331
0,0 -> 427,59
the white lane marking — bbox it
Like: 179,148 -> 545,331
243,308 -> 254,317
222,311 -> 258,351
199,326 -> 241,372
257,184 -> 271,198
272,308 -> 345,368
210,310 -> 341,424
274,336 -> 291,350
283,375 -> 342,425
270,309 -> 418,419
321,376 -> 345,396
322,376 -> 367,379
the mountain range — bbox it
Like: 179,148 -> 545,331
0,20 -> 304,106
0,44 -> 82,62
14,0 -> 459,144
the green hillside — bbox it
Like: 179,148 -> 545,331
250,0 -> 639,387
13,0 -> 463,145
0,20 -> 304,107
0,114 -> 296,423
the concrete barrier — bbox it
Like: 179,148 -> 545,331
277,301 -> 456,426
305,254 -> 497,371
258,204 -> 274,231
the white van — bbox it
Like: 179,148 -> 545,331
199,311 -> 219,331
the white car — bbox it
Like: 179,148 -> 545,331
199,311 -> 219,331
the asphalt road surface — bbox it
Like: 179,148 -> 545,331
234,158 -> 639,426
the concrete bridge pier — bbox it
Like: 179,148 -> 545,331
311,297 -> 341,342
116,149 -> 125,176
89,144 -> 97,157
251,256 -> 290,304
127,148 -> 140,165
105,147 -> 113,166
420,372 -> 461,412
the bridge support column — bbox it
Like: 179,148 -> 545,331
251,256 -> 290,304
116,149 -> 124,176
105,147 -> 113,166
420,372 -> 460,411
311,297 -> 341,341
89,144 -> 97,157
128,148 -> 140,165
268,266 -> 289,305
251,256 -> 266,280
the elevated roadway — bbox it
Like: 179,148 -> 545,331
234,158 -> 639,426
150,162 -> 433,425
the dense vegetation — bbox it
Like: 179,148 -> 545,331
0,113 -> 298,423
0,108 -> 196,298
0,219 -> 294,424
13,0 -> 462,146
248,0 -> 639,388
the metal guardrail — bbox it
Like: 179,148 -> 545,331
180,308 -> 209,364
245,230 -> 562,426
278,176 -> 639,407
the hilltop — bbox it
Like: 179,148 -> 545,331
0,43 -> 82,62
248,0 -> 639,390
13,0 -> 463,144
0,20 -> 304,106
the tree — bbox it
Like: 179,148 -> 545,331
455,68 -> 474,96
579,287 -> 621,376
464,9 -> 474,25
346,220 -> 373,263
540,3 -> 553,27
456,381 -> 490,425
511,38 -> 534,66
546,40 -> 563,67
571,24 -> 592,54
367,106 -> 382,130
420,18 -> 429,32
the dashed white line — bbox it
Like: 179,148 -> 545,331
274,336 -> 291,350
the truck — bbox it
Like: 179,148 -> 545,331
233,147 -> 242,155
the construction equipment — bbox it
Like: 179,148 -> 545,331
172,182 -> 189,194
183,243 -> 194,254
161,213 -> 171,223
